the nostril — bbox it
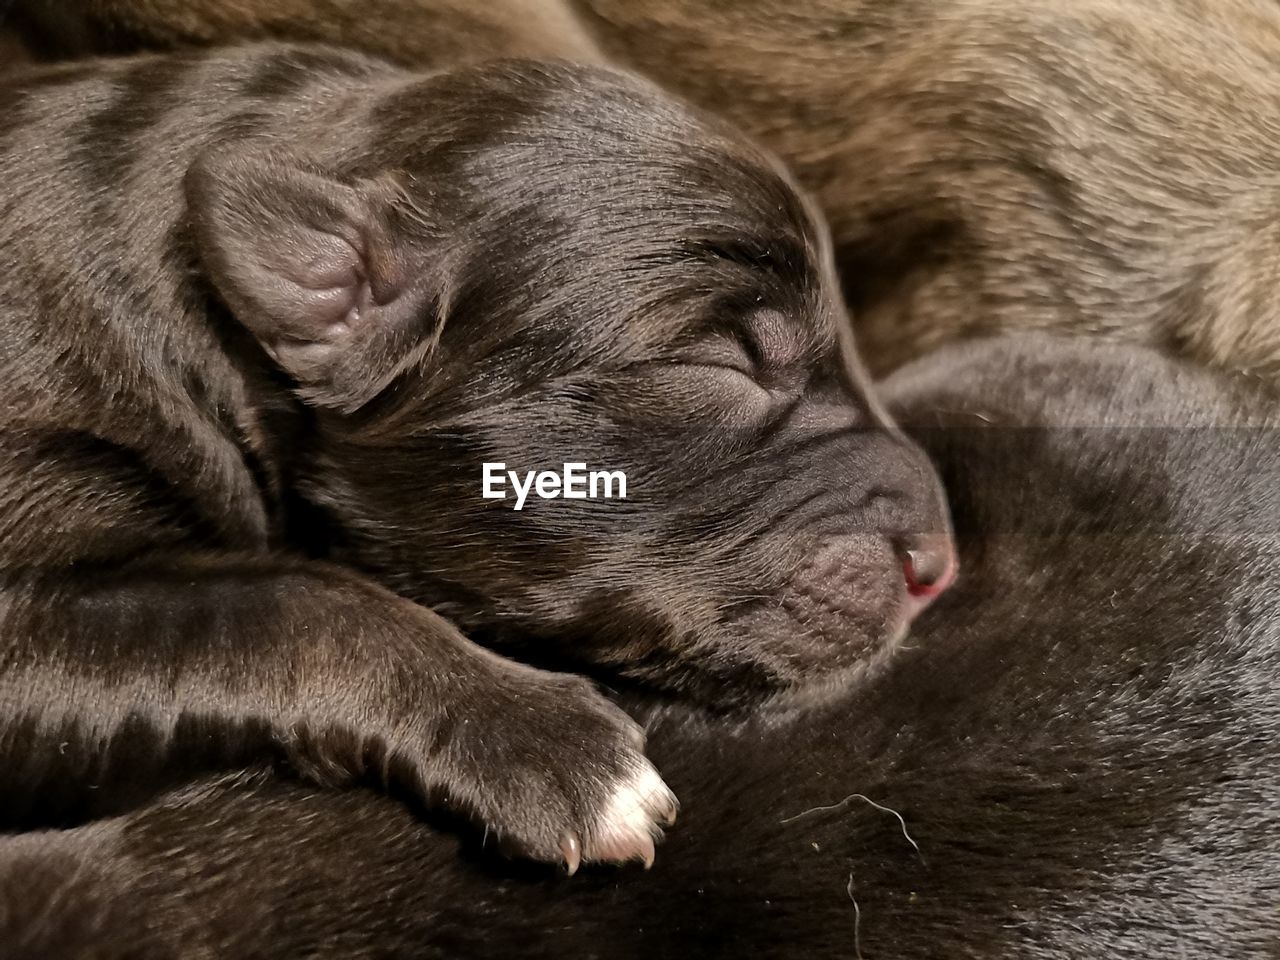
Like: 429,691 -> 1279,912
901,534 -> 957,598
904,550 -> 944,592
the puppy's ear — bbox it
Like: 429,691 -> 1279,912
186,147 -> 436,409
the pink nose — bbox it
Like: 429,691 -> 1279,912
902,533 -> 958,599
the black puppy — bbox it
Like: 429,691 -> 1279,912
0,47 -> 953,868
4,336 -> 1275,958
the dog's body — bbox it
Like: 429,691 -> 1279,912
12,0 -> 1280,378
0,45 -> 952,867
4,335 -> 1277,959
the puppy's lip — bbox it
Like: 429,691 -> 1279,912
903,558 -> 956,599
890,541 -> 957,633
900,572 -> 955,629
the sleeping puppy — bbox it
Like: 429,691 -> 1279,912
0,46 -> 953,869
4,335 -> 1275,958
18,0 -> 1280,379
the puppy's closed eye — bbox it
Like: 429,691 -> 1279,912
682,336 -> 762,379
682,313 -> 812,391
641,339 -> 776,416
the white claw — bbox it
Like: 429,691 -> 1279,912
588,763 -> 677,866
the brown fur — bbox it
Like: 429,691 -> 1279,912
0,27 -> 32,71
0,43 -> 951,868
11,0 -> 1280,377
4,0 -> 601,64
574,0 -> 1280,378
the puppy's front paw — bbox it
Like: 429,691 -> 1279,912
427,668 -> 678,872
569,761 -> 678,872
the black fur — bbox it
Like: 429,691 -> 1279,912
4,335 -> 1275,958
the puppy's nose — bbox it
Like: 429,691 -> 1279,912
900,532 -> 957,599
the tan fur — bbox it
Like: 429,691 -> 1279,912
569,0 -> 1280,378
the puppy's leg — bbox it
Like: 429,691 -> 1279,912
0,555 -> 675,868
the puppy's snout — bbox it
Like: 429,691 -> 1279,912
900,532 -> 957,599
862,435 -> 958,614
